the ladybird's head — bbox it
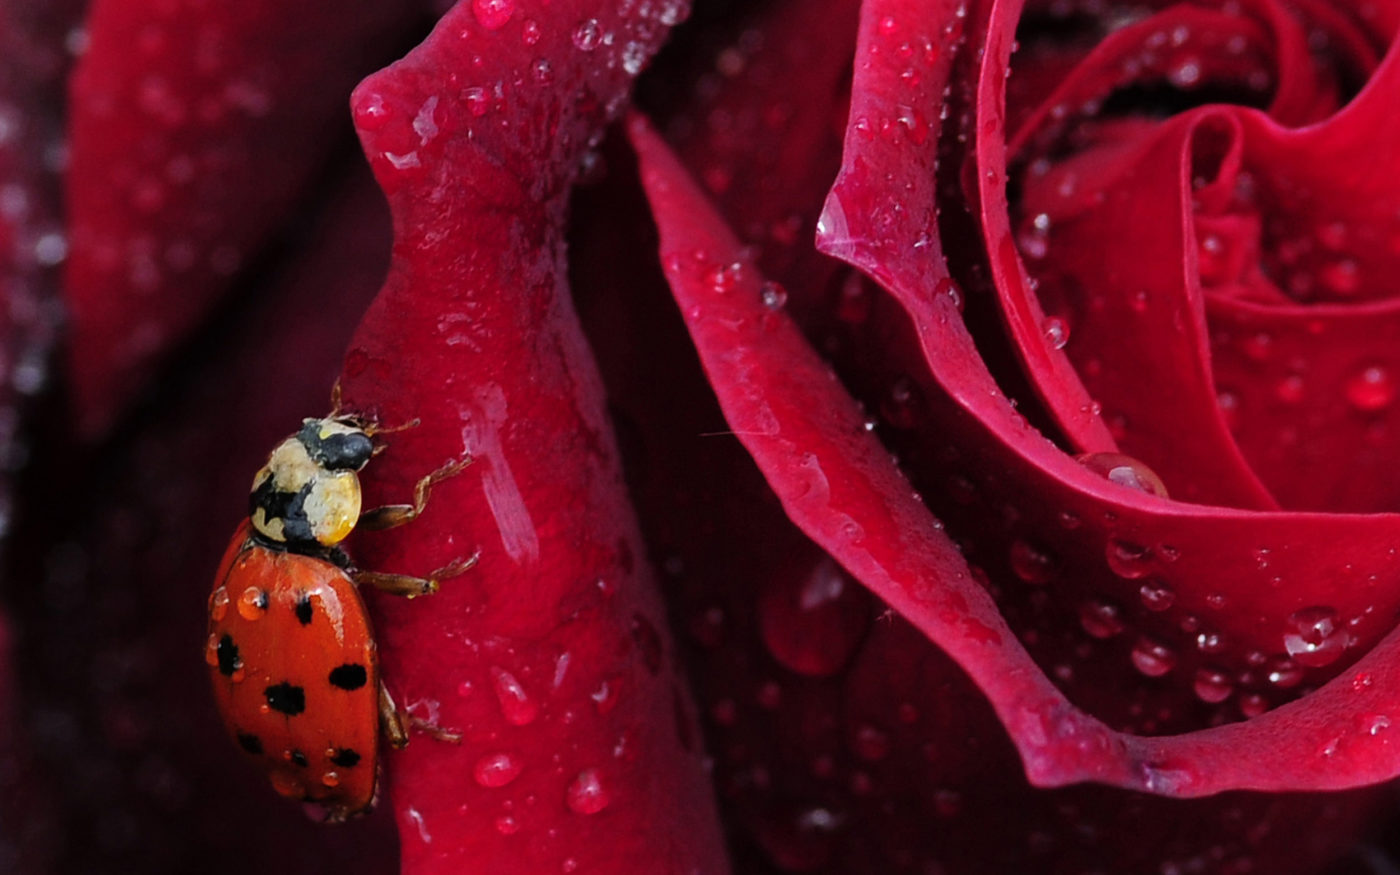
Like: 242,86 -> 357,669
249,418 -> 373,549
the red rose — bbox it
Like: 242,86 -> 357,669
4,0 -> 1400,872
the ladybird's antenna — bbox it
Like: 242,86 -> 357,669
329,378 -> 344,417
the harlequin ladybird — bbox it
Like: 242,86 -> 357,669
206,414 -> 474,821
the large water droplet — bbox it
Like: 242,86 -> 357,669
758,556 -> 871,677
1077,453 -> 1169,498
1283,606 -> 1349,668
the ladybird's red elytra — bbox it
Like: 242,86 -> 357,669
206,415 -> 474,822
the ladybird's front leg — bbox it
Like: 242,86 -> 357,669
357,457 -> 473,531
378,682 -> 462,747
351,551 -> 479,598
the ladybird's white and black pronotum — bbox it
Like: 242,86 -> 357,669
206,416 -> 474,820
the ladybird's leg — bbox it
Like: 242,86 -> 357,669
352,552 -> 480,598
379,682 -> 463,746
378,683 -> 410,750
357,457 -> 474,531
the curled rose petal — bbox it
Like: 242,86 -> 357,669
63,0 -> 430,436
337,2 -> 727,872
630,107 -> 1400,797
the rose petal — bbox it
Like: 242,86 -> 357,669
63,0 -> 429,436
1205,40 -> 1400,510
632,108 -> 1400,796
337,3 -> 727,872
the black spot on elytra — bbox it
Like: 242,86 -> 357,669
294,593 -> 313,625
328,664 -> 367,691
237,732 -> 263,755
217,635 -> 241,676
290,750 -> 308,768
264,682 -> 306,715
330,748 -> 361,768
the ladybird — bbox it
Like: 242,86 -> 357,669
206,414 -> 473,821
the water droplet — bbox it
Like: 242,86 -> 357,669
495,815 -> 519,835
490,667 -> 538,725
321,771 -> 340,788
621,41 -> 648,76
851,725 -> 889,761
1138,579 -> 1176,612
566,768 -> 610,814
1106,539 -> 1156,579
1078,598 -> 1123,639
237,587 -> 267,619
1009,540 -> 1056,585
1283,606 -> 1349,668
1042,316 -> 1069,350
1264,655 -> 1304,688
1130,637 -> 1177,677
760,281 -> 788,310
572,18 -> 602,51
758,556 -> 870,677
1368,715 -> 1391,736
1077,453 -> 1169,498
881,376 -> 923,428
1239,694 -> 1269,718
474,752 -> 523,787
657,0 -> 691,26
472,0 -> 515,29
209,586 -> 229,621
1346,365 -> 1395,412
1193,667 -> 1233,703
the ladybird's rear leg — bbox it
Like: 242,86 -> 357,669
352,552 -> 479,598
357,457 -> 473,531
379,683 -> 462,747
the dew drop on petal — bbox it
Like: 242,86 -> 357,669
1078,598 -> 1123,639
1346,365 -> 1395,413
566,768 -> 610,814
758,556 -> 871,677
1138,579 -> 1176,612
572,18 -> 602,51
490,667 -> 538,725
1130,637 -> 1176,677
1009,539 -> 1056,585
1077,452 -> 1168,498
472,0 -> 516,30
1193,667 -> 1233,704
1042,316 -> 1069,350
474,752 -> 523,788
1105,538 -> 1156,579
1283,606 -> 1349,668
